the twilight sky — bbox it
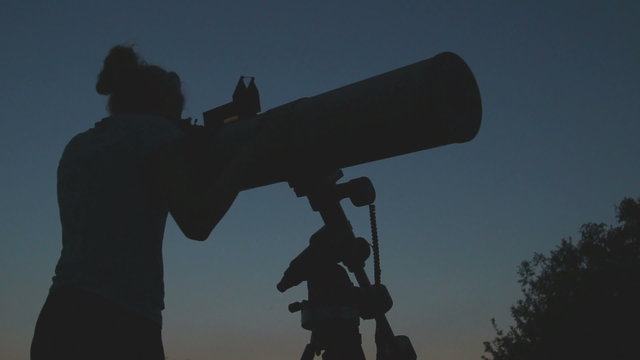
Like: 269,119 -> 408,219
1,1 -> 639,359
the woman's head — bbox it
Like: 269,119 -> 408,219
96,45 -> 184,119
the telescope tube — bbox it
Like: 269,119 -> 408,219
207,52 -> 482,190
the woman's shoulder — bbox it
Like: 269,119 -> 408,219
61,115 -> 187,161
105,114 -> 182,133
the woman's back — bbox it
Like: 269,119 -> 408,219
53,114 -> 185,324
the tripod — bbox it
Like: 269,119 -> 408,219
277,170 -> 417,360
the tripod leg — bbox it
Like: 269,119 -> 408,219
301,343 -> 317,360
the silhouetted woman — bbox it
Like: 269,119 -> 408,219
31,45 -> 241,360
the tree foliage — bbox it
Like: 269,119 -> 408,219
483,197 -> 640,360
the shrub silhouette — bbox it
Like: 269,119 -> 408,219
483,197 -> 640,360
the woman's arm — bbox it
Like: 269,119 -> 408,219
144,126 -> 253,241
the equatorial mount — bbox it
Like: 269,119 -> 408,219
278,170 -> 416,360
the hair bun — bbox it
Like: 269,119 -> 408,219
96,45 -> 140,95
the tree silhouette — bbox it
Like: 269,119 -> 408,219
483,197 -> 640,360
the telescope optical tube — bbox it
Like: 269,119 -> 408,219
206,52 -> 482,190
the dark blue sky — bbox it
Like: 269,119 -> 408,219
1,1 -> 639,359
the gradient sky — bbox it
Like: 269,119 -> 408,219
1,1 -> 639,359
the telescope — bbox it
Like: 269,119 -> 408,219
198,51 -> 481,360
200,51 -> 481,189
